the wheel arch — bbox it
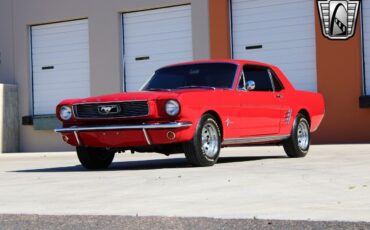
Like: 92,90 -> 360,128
203,110 -> 224,141
298,109 -> 311,127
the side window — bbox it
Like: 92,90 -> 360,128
244,66 -> 273,92
269,69 -> 284,92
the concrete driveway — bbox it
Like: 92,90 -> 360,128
0,145 -> 369,222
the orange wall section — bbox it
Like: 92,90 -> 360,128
313,4 -> 370,143
208,0 -> 231,59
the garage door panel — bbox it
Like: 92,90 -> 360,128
33,59 -> 87,69
125,51 -> 193,65
232,1 -> 313,14
34,85 -> 89,94
32,28 -> 88,39
31,20 -> 87,30
124,30 -> 192,44
123,5 -> 193,91
33,62 -> 89,72
232,0 -> 317,92
33,52 -> 88,65
233,28 -> 315,45
33,78 -> 89,87
124,19 -> 191,38
236,50 -> 315,64
34,88 -> 89,99
124,23 -> 191,38
125,53 -> 193,64
31,19 -> 90,115
234,38 -> 314,50
124,7 -> 190,24
274,63 -> 317,74
32,39 -> 89,49
33,70 -> 89,81
124,38 -> 192,57
364,1 -> 370,94
233,16 -> 314,33
32,31 -> 88,46
32,61 -> 89,72
125,15 -> 191,28
232,0 -> 308,9
32,44 -> 89,55
124,35 -> 192,49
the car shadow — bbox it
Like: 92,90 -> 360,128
10,155 -> 287,173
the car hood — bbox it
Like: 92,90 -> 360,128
59,89 -> 220,105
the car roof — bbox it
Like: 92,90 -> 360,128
162,59 -> 276,69
160,59 -> 295,91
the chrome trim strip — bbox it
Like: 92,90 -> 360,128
54,122 -> 192,133
222,134 -> 290,145
73,100 -> 149,106
142,128 -> 151,145
285,109 -> 293,124
73,131 -> 81,146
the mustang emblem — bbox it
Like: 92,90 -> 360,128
225,118 -> 234,127
97,105 -> 121,115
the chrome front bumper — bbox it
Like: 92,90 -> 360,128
54,122 -> 192,133
54,122 -> 192,146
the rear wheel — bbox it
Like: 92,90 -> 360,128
283,114 -> 310,158
76,147 -> 115,170
183,114 -> 221,167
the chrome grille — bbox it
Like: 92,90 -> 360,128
74,101 -> 149,119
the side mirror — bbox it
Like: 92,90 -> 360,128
246,80 -> 256,91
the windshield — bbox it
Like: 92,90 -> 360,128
142,63 -> 237,91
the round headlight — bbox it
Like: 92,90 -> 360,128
59,106 -> 72,121
165,100 -> 180,116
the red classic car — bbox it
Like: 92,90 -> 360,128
55,60 -> 325,169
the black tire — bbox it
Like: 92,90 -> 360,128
76,147 -> 115,170
283,114 -> 310,158
183,114 -> 221,167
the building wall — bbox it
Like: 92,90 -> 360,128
313,4 -> 370,143
0,84 -> 19,153
1,0 -> 369,152
8,0 -> 212,152
209,0 -> 230,59
0,0 -> 15,84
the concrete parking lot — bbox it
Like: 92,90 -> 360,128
0,145 -> 369,222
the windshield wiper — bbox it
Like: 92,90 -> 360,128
145,88 -> 172,92
176,86 -> 216,90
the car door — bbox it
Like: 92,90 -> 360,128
237,65 -> 282,136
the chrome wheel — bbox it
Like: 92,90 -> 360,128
297,120 -> 309,150
184,114 -> 221,167
201,122 -> 219,158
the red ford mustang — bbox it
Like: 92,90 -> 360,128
55,60 -> 325,169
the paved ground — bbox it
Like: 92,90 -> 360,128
1,214 -> 370,230
0,145 -> 369,223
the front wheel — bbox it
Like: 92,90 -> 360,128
183,114 -> 221,167
283,114 -> 310,158
76,147 -> 115,170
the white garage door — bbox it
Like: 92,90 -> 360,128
363,1 -> 370,95
231,0 -> 317,92
31,19 -> 90,115
123,5 -> 193,91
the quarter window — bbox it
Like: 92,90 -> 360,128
269,69 -> 284,92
